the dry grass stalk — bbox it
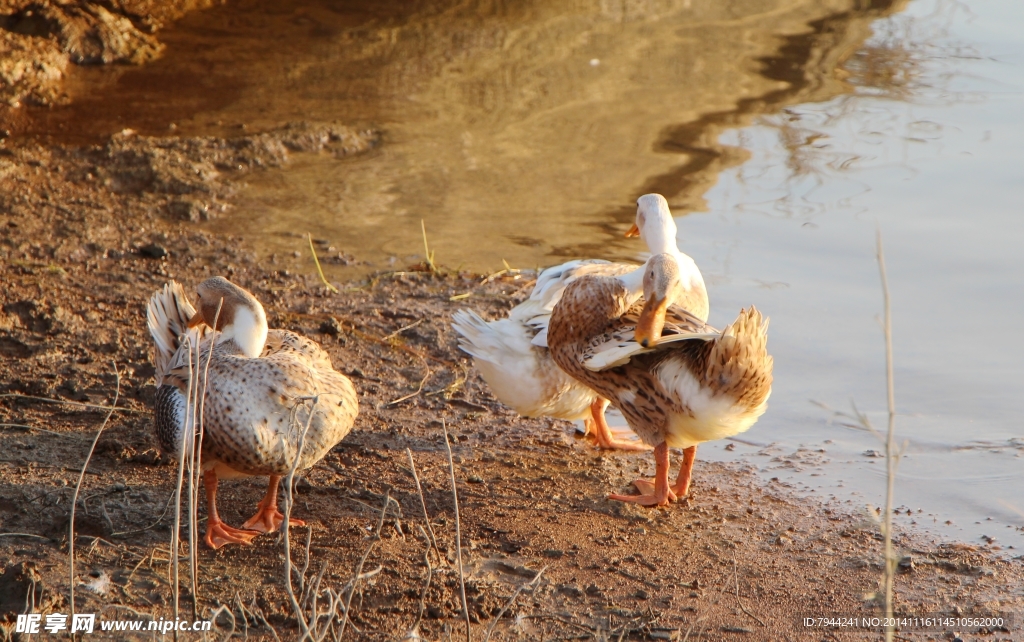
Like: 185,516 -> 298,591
308,233 -> 340,293
338,489 -> 393,641
171,300 -> 220,632
0,393 -> 143,414
405,448 -> 443,565
421,219 -> 439,275
731,559 -> 765,627
876,229 -> 898,642
281,396 -> 319,641
406,525 -> 434,639
482,566 -> 548,642
442,419 -> 471,642
68,361 -> 120,630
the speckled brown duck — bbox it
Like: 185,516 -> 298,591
547,253 -> 772,507
452,194 -> 709,451
146,277 -> 358,548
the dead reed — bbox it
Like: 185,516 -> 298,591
68,361 -> 121,631
441,419 -> 471,642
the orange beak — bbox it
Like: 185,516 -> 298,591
187,309 -> 205,328
625,223 -> 640,238
634,295 -> 669,348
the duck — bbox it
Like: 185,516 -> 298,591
547,253 -> 772,506
146,277 -> 358,548
452,194 -> 708,451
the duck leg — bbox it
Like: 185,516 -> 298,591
585,398 -> 651,452
629,445 -> 697,500
242,475 -> 307,533
608,442 -> 676,507
203,470 -> 259,549
671,446 -> 697,498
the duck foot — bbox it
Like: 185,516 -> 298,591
205,519 -> 259,550
607,442 -> 675,506
242,475 -> 307,533
608,483 -> 676,507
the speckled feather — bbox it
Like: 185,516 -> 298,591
548,274 -> 772,449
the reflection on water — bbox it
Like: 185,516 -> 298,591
680,0 -> 1024,550
24,0 -> 904,272
24,0 -> 1024,547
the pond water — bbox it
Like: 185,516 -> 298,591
23,0 -> 1024,549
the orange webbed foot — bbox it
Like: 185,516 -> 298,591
242,505 -> 305,534
608,479 -> 677,507
204,520 -> 259,549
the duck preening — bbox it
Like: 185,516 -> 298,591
146,277 -> 358,548
547,253 -> 772,507
452,193 -> 708,451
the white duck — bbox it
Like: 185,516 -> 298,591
147,277 -> 358,548
547,253 -> 772,506
452,194 -> 708,450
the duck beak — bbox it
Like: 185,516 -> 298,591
625,223 -> 640,238
187,309 -> 205,328
635,295 -> 669,348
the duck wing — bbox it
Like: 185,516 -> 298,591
581,304 -> 719,371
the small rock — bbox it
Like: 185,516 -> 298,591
898,556 -> 915,572
633,589 -> 650,600
467,475 -> 484,484
139,243 -> 167,259
542,549 -> 564,559
557,584 -> 582,598
585,584 -> 603,597
775,535 -> 792,546
863,449 -> 884,458
319,317 -> 341,336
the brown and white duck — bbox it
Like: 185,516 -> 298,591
452,194 -> 708,450
146,277 -> 358,548
547,253 -> 772,506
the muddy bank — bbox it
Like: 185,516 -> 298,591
0,130 -> 1021,640
0,0 -> 218,138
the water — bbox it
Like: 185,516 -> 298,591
21,0 -> 1024,548
666,0 -> 1024,551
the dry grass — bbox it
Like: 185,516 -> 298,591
67,361 -> 121,633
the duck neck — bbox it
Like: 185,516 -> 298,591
641,205 -> 679,257
218,302 -> 268,358
616,265 -> 647,306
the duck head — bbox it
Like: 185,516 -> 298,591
625,194 -> 679,255
187,276 -> 268,358
634,253 -> 683,348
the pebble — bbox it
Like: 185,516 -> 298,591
138,243 -> 167,259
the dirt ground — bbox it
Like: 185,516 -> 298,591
0,122 -> 1022,642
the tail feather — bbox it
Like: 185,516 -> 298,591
146,281 -> 200,384
706,306 -> 773,409
452,309 -> 512,362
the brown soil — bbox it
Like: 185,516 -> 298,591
0,127 -> 1022,642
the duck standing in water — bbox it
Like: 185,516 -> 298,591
147,277 -> 358,548
547,253 -> 772,506
452,193 -> 708,450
